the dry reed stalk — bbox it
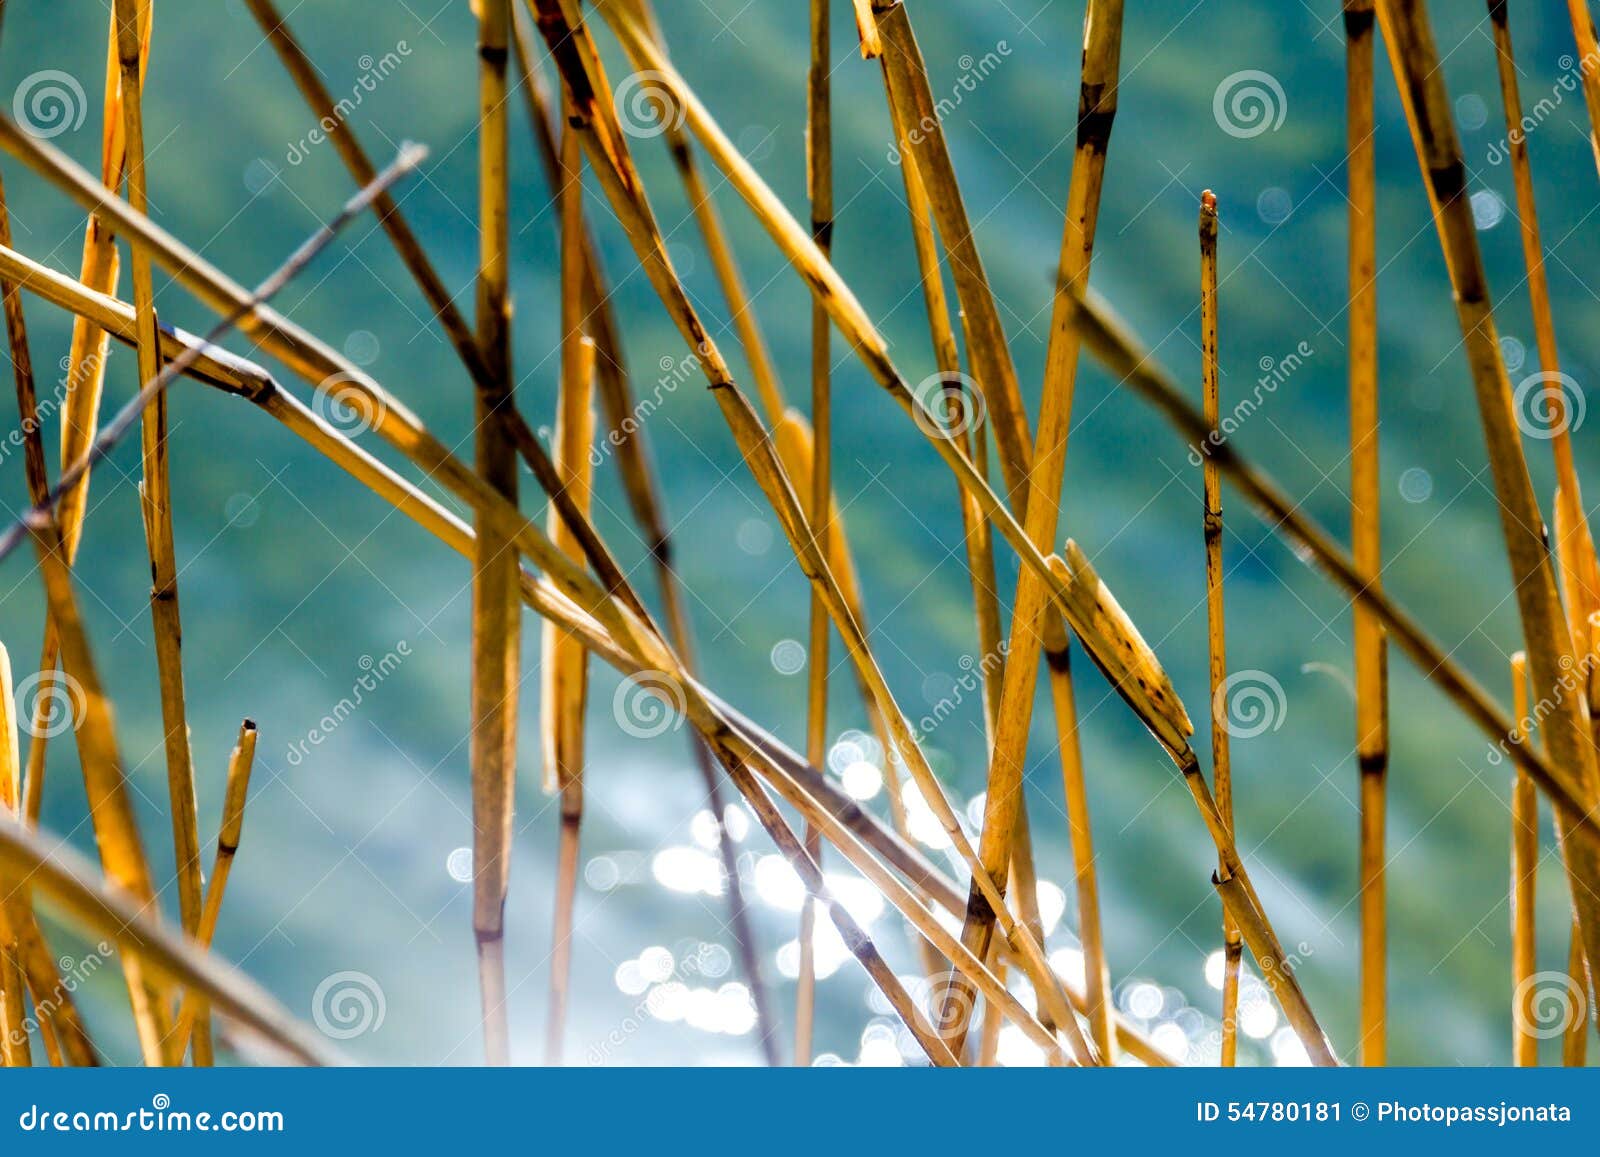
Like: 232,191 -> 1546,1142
613,0 -> 788,423
1066,283 -> 1600,856
176,720 -> 258,1066
866,1 -> 1031,501
1377,0 -> 1600,985
795,0 -> 833,1068
1509,652 -> 1537,1066
110,1 -> 203,992
1346,0 -> 1387,1068
1199,192 -> 1242,1068
0,796 -> 329,1065
507,8 -> 777,1062
30,519 -> 169,1064
471,0 -> 519,1067
534,0 -> 1101,1062
1565,0 -> 1600,178
940,0 -> 1124,1052
542,108 -> 595,1062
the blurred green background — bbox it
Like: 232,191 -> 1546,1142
0,0 -> 1596,1065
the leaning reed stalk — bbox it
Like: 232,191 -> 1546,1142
111,0 -> 203,990
1198,192 -> 1241,1068
30,519 -> 169,1065
866,0 -> 1031,501
7,228 -> 1173,1070
624,5 -> 916,894
542,107 -> 595,1062
1378,0 -> 1600,982
1492,0 -> 1600,879
507,6 -> 777,1062
22,2 -> 149,836
1509,652 -> 1537,1066
534,0 -> 1102,1062
473,0 -> 520,1068
1346,0 -> 1387,1068
175,720 -> 258,1066
1066,282 -> 1600,856
795,0 -> 832,1068
945,0 -> 1122,1051
0,168 -> 95,1068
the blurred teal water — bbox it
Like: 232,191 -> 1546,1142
0,0 -> 1595,1065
